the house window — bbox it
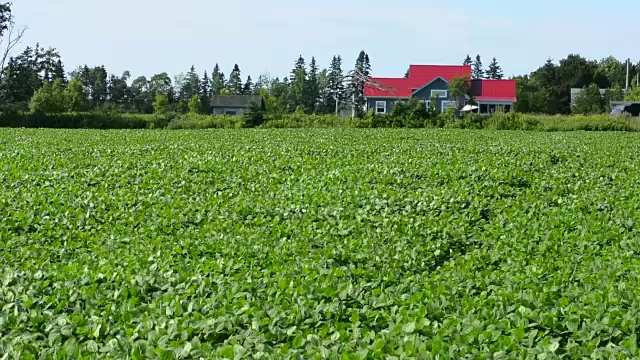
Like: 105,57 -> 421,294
425,100 -> 431,110
441,101 -> 457,112
431,89 -> 448,98
225,109 -> 237,115
375,101 -> 387,114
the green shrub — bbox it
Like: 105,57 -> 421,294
535,114 -> 640,132
262,114 -> 353,128
0,112 -> 168,129
167,114 -> 244,129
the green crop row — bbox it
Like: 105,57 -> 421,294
1,129 -> 640,358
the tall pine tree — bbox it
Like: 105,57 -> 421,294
326,55 -> 347,114
463,54 -> 472,66
178,65 -> 200,105
351,50 -> 370,118
485,57 -> 504,79
200,70 -> 211,113
211,64 -> 225,95
472,55 -> 484,80
289,55 -> 307,112
316,68 -> 331,114
227,64 -> 243,95
52,59 -> 66,86
305,57 -> 320,113
243,76 -> 253,95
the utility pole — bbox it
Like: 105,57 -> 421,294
626,58 -> 630,91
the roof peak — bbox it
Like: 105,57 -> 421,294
409,64 -> 471,67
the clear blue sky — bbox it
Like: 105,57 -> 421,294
14,0 -> 640,80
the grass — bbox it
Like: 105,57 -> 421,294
2,128 -> 640,358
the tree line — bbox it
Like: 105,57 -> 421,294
8,48 -> 372,117
0,3 -> 639,117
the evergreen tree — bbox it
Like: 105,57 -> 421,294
180,65 -> 200,102
472,55 -> 484,80
200,70 -> 211,112
485,57 -> 504,79
305,57 -> 320,113
316,69 -> 331,114
463,54 -> 472,66
211,64 -> 225,95
351,50 -> 370,118
326,55 -> 347,114
52,59 -> 66,85
404,68 -> 410,78
243,76 -> 253,95
227,64 -> 243,95
289,55 -> 307,111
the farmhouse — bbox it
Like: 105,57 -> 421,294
365,65 -> 517,114
210,95 -> 265,116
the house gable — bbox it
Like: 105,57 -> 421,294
411,77 -> 449,100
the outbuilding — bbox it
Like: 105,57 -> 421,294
210,95 -> 265,116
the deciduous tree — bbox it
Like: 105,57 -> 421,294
572,83 -> 606,114
188,94 -> 200,114
153,93 -> 169,115
65,78 -> 88,112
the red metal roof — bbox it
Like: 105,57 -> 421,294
471,79 -> 517,102
364,78 -> 413,97
408,65 -> 472,84
364,64 -> 516,102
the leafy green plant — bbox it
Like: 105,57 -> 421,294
2,129 -> 640,358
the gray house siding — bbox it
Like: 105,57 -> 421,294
213,107 -> 246,116
411,78 -> 451,111
367,98 -> 397,114
365,78 -> 453,114
210,95 -> 265,116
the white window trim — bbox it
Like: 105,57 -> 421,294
425,100 -> 431,109
375,101 -> 387,114
431,89 -> 448,98
441,101 -> 457,112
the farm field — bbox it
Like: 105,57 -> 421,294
2,128 -> 640,359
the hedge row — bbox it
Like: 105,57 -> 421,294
1,111 -> 639,132
0,112 -> 168,129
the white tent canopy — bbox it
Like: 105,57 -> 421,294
461,104 -> 479,112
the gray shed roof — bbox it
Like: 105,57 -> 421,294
210,95 -> 264,108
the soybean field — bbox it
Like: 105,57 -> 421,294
2,128 -> 640,359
